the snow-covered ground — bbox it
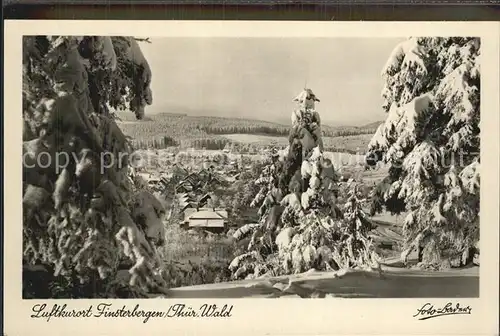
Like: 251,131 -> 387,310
161,265 -> 479,298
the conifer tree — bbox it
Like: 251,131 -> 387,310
366,37 -> 480,268
22,36 -> 168,298
229,89 -> 378,279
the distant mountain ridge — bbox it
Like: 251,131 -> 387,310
116,110 -> 383,134
359,120 -> 384,129
115,110 -> 379,153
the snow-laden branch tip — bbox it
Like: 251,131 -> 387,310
381,37 -> 429,77
369,93 -> 434,157
134,37 -> 152,44
435,63 -> 478,124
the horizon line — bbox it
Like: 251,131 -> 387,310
116,109 -> 384,128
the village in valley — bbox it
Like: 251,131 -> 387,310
131,139 -> 366,235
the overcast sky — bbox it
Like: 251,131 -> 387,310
140,37 -> 405,126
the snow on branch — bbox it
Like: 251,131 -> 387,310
370,93 -> 434,161
435,63 -> 478,125
381,37 -> 428,77
134,37 -> 152,44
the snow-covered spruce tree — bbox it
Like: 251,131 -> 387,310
335,181 -> 378,269
366,37 -> 480,268
22,36 -> 168,298
230,161 -> 267,226
229,89 -> 378,279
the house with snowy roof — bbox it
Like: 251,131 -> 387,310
182,208 -> 228,233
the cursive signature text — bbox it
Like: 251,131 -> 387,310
413,302 -> 472,320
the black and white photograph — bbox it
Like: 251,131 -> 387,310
19,33 -> 484,300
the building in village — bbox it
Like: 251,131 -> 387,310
182,208 -> 229,233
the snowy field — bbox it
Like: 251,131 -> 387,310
222,133 -> 286,144
223,133 -> 373,153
